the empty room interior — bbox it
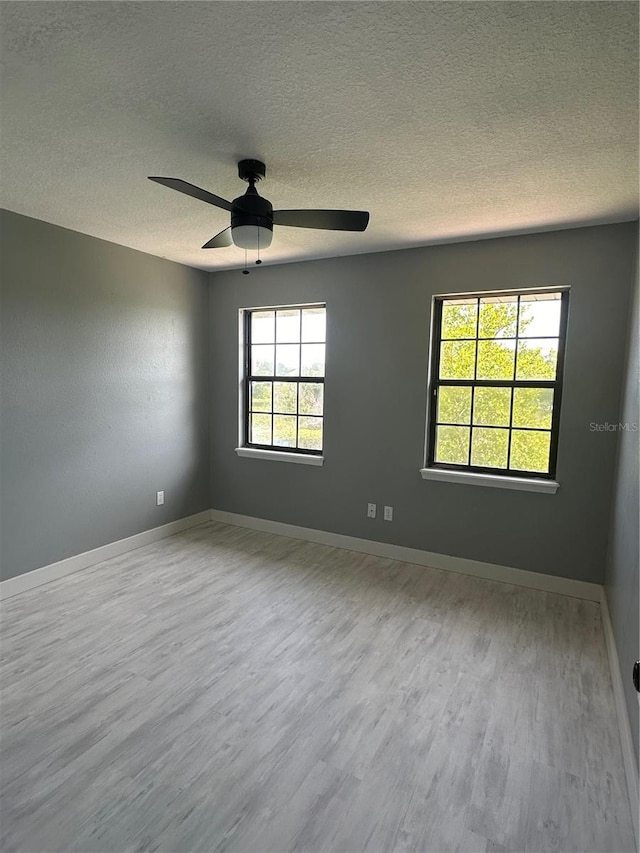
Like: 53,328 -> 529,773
1,2 -> 639,852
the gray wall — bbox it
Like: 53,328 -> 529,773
605,236 -> 639,762
2,213 -> 635,589
0,210 -> 210,581
210,222 -> 637,584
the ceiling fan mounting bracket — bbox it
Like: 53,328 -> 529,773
238,159 -> 266,184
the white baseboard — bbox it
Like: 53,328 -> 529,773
0,511 -> 211,601
209,509 -> 602,602
2,508 -> 603,604
600,589 -> 639,847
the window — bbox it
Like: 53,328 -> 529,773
243,305 -> 325,455
426,288 -> 569,479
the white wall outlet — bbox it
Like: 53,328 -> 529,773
156,490 -> 165,506
384,505 -> 393,522
367,503 -> 377,519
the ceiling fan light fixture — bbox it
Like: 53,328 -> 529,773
232,224 -> 273,250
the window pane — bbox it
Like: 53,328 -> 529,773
435,425 -> 470,464
275,344 -> 300,376
473,387 -> 511,426
273,382 -> 297,414
476,340 -> 515,380
437,386 -> 472,425
250,381 -> 272,413
516,339 -> 558,380
302,308 -> 326,342
301,344 -> 325,377
513,388 -> 554,429
478,296 -> 517,339
273,414 -> 297,447
250,413 -> 271,445
471,427 -> 509,469
251,311 -> 275,344
299,383 -> 323,416
298,416 -> 323,451
251,345 -> 274,376
441,299 -> 477,339
510,430 -> 551,473
439,341 -> 476,380
276,309 -> 300,343
519,294 -> 561,338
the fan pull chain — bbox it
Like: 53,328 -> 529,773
242,248 -> 249,275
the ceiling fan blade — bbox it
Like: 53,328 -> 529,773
202,227 -> 232,249
273,209 -> 369,232
148,177 -> 233,212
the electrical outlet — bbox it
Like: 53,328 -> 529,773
156,490 -> 165,506
367,503 -> 377,519
384,505 -> 393,522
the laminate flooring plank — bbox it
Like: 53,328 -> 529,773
0,521 -> 635,852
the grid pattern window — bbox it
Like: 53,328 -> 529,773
245,305 -> 325,454
427,289 -> 569,478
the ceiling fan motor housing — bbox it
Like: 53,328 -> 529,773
231,184 -> 273,247
232,187 -> 273,226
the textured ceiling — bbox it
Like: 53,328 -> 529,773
1,1 -> 638,271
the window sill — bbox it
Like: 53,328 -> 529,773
235,447 -> 324,466
419,467 -> 559,493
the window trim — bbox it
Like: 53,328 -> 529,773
240,303 -> 326,457
235,447 -> 324,466
419,467 -> 559,493
424,286 -> 570,482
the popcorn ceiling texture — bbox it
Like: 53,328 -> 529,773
1,1 -> 637,271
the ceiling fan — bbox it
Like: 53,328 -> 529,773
149,159 -> 370,253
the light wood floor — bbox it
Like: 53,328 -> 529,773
0,521 -> 634,853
